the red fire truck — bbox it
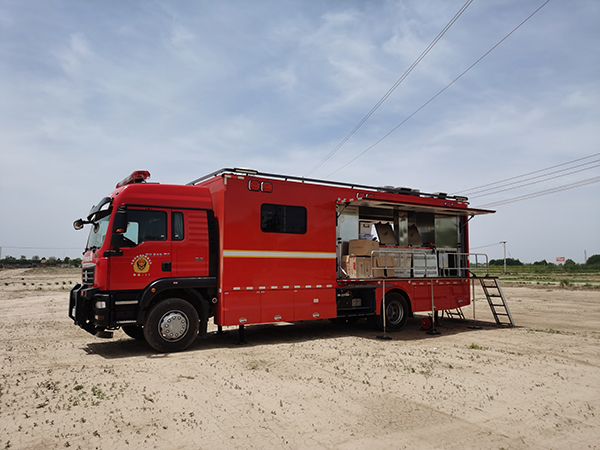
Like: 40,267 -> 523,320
69,168 -> 493,352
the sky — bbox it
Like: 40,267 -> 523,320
1,0 -> 599,264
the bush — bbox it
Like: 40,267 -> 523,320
490,258 -> 523,266
586,254 -> 600,266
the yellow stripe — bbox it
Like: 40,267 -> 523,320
223,250 -> 336,259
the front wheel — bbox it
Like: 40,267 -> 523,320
143,298 -> 199,353
371,292 -> 409,331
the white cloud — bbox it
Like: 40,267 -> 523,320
0,0 -> 598,262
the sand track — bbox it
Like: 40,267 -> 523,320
1,268 -> 598,449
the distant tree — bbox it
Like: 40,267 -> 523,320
489,258 -> 522,266
564,259 -> 576,267
586,254 -> 600,266
3,256 -> 17,264
533,259 -> 548,266
32,255 -> 40,262
506,258 -> 523,266
70,258 -> 82,267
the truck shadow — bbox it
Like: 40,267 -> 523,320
84,316 -> 506,360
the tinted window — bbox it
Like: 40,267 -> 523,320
261,204 -> 307,234
124,210 -> 167,244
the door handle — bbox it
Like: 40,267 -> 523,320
162,262 -> 172,272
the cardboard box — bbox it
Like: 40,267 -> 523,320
374,223 -> 397,245
372,256 -> 395,277
394,253 -> 412,278
341,255 -> 372,278
348,239 -> 379,256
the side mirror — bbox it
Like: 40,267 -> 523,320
112,207 -> 128,234
73,219 -> 85,230
111,233 -> 133,250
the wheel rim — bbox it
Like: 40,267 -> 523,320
386,301 -> 404,325
158,310 -> 189,342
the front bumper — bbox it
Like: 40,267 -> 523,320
69,284 -> 103,335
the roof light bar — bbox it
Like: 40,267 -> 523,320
116,170 -> 151,188
233,167 -> 258,175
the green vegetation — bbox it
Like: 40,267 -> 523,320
488,254 -> 600,272
0,255 -> 82,268
468,343 -> 487,350
470,254 -> 600,289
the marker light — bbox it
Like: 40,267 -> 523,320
116,170 -> 151,188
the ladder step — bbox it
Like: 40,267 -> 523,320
478,277 -> 515,327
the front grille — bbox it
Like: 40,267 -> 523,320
82,265 -> 95,286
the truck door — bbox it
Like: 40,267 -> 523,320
108,208 -> 172,291
171,209 -> 210,278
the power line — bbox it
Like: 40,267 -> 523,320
469,160 -> 600,199
476,175 -> 600,209
0,246 -> 82,250
471,242 -> 502,250
326,0 -> 551,178
456,152 -> 600,195
303,0 -> 474,177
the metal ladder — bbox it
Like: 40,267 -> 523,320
478,277 -> 515,326
442,307 -> 465,320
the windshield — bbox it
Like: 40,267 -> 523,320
86,215 -> 110,251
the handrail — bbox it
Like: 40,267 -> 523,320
366,248 -> 489,278
370,248 -> 436,278
441,252 -> 490,278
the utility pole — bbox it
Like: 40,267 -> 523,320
500,241 -> 507,274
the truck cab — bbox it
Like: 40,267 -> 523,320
70,171 -> 217,352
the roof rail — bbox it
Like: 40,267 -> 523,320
187,168 -> 469,202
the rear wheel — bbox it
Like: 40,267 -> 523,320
143,298 -> 199,353
371,292 -> 409,331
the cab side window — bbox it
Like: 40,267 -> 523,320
172,212 -> 184,241
124,210 -> 167,244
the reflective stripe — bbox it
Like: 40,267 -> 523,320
223,250 -> 336,259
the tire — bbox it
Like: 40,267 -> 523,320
143,298 -> 199,353
122,325 -> 145,341
372,292 -> 409,331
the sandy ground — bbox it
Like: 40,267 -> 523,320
0,268 -> 598,450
